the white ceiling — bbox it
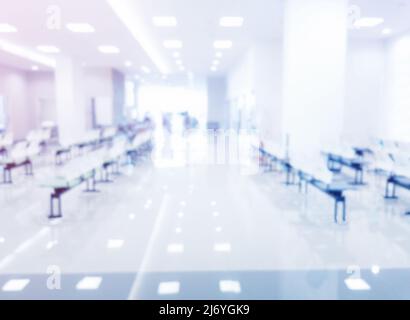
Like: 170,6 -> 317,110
0,0 -> 409,78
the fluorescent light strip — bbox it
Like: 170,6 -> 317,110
0,23 -> 17,33
0,39 -> 56,68
66,23 -> 95,33
153,16 -> 177,27
98,46 -> 120,54
382,28 -> 392,35
107,0 -> 170,74
220,17 -> 244,27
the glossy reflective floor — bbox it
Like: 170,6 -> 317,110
1,132 -> 410,299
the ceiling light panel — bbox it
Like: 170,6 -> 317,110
153,16 -> 177,27
66,23 -> 95,33
98,46 -> 120,54
214,40 -> 233,49
220,17 -> 244,27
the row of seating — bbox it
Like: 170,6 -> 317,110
257,135 -> 410,222
321,147 -> 368,185
40,130 -> 153,219
55,127 -> 118,165
255,141 -> 356,223
0,141 -> 41,183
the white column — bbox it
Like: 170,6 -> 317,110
55,56 -> 87,146
282,0 -> 348,156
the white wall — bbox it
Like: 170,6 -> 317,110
83,68 -> 114,129
227,41 -> 283,141
27,72 -> 55,129
0,65 -> 29,140
207,76 -> 228,129
282,0 -> 348,156
343,39 -> 386,144
384,31 -> 410,141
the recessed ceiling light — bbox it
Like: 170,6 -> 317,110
173,52 -> 180,58
0,23 -> 17,33
167,243 -> 184,254
212,60 -> 220,66
215,52 -> 223,58
354,17 -> 384,28
214,242 -> 231,252
98,46 -> 120,54
31,65 -> 39,71
2,279 -> 30,292
382,28 -> 392,35
219,280 -> 241,294
214,40 -> 233,49
371,265 -> 381,275
0,237 -> 5,243
158,281 -> 180,295
125,60 -> 133,67
76,277 -> 102,290
179,66 -> 185,71
37,45 -> 60,54
153,16 -> 177,27
176,60 -> 183,65
344,278 -> 371,291
164,40 -> 183,49
66,23 -> 95,33
107,239 -> 124,249
220,17 -> 244,27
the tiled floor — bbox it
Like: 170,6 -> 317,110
1,133 -> 410,299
